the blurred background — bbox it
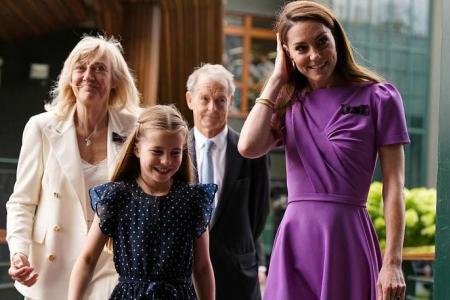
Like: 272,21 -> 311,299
0,0 -> 446,299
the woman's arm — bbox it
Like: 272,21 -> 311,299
238,34 -> 289,158
68,215 -> 108,300
377,144 -> 406,300
6,117 -> 45,285
192,230 -> 215,300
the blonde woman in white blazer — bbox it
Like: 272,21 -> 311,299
6,35 -> 140,300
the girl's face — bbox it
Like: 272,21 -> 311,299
283,20 -> 338,90
134,129 -> 185,189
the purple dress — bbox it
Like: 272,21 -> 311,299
263,83 -> 410,300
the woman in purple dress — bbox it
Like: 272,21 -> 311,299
238,1 -> 408,300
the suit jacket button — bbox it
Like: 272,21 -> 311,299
48,254 -> 56,262
53,225 -> 61,232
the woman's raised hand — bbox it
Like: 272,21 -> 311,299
8,252 -> 38,286
271,33 -> 291,85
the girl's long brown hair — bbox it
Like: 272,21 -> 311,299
111,104 -> 194,183
274,1 -> 384,123
104,105 -> 193,250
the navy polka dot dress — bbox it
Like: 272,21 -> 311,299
90,180 -> 217,299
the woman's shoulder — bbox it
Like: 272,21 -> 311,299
109,108 -> 138,127
364,81 -> 402,104
354,81 -> 397,91
26,111 -> 59,128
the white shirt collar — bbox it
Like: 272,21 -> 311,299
193,126 -> 228,150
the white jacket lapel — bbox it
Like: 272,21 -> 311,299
43,108 -> 88,217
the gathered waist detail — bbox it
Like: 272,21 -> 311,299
119,276 -> 191,298
288,193 -> 366,207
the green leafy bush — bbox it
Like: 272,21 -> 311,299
367,181 -> 436,247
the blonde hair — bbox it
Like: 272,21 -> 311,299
275,1 -> 383,115
111,105 -> 194,184
45,35 -> 140,118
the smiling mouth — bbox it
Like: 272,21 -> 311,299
308,62 -> 327,70
154,167 -> 171,174
81,84 -> 99,89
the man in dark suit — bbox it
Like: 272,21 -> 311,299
186,64 -> 270,300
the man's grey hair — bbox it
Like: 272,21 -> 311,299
186,63 -> 236,96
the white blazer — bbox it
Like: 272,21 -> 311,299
6,107 -> 137,299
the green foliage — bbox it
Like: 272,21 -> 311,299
367,181 -> 436,247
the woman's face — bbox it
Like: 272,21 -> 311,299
71,53 -> 114,108
284,20 -> 338,90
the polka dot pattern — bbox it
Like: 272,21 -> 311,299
90,180 -> 217,299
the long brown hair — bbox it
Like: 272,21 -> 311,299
111,104 -> 194,183
274,1 -> 383,117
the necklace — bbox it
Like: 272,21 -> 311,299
76,111 -> 108,147
84,127 -> 97,147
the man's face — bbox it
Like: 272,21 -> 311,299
186,76 -> 233,138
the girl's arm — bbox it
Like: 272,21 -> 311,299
238,34 -> 289,158
377,144 -> 407,300
192,230 -> 215,300
68,215 -> 109,300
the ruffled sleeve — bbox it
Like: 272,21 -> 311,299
371,82 -> 410,148
191,183 -> 217,238
90,182 -> 126,237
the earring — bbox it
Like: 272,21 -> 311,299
291,60 -> 296,70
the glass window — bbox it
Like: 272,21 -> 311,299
232,88 -> 241,114
249,38 -> 276,85
224,14 -> 243,27
224,35 -> 243,81
223,14 -> 275,116
252,16 -> 275,30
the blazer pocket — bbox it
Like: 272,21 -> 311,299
32,224 -> 47,244
237,251 -> 257,270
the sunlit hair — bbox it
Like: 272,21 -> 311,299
45,35 -> 140,118
111,104 -> 194,184
186,63 -> 236,96
274,1 -> 383,116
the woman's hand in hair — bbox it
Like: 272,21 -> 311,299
271,33 -> 291,85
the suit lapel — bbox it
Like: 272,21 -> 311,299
210,128 -> 242,228
44,108 -> 135,222
44,108 -> 88,217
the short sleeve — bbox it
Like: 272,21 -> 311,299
372,83 -> 410,148
90,182 -> 125,237
191,183 -> 217,238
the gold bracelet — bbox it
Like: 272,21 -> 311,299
255,98 -> 275,110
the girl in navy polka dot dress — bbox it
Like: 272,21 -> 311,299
69,105 -> 217,300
